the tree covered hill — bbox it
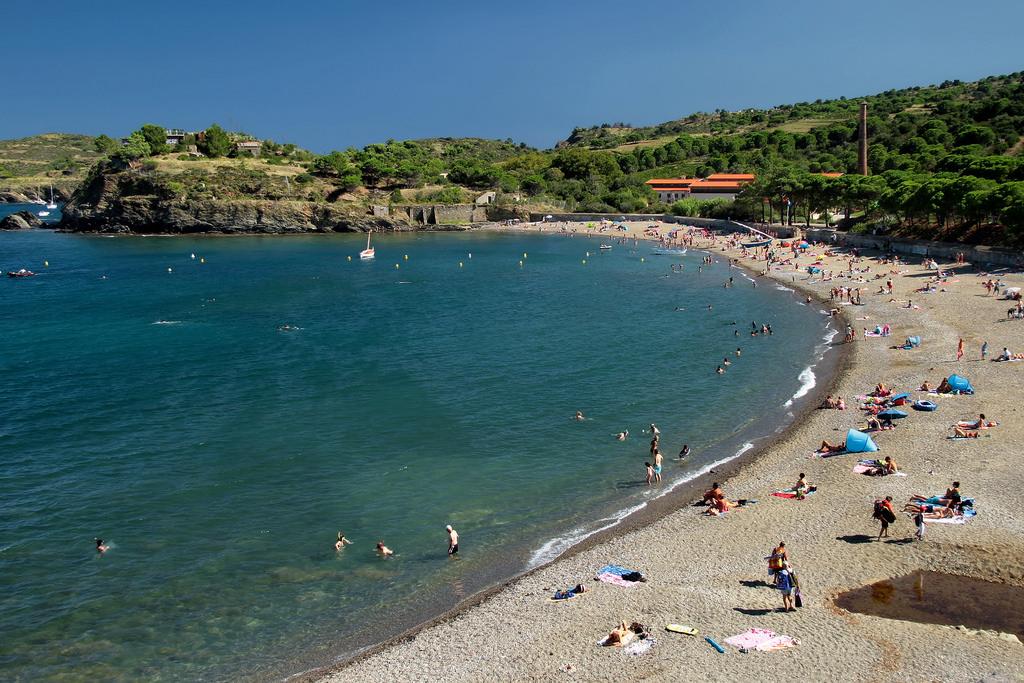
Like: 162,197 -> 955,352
8,70 -> 1024,243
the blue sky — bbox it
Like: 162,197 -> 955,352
3,0 -> 1021,152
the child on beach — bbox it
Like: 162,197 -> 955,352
645,462 -> 654,486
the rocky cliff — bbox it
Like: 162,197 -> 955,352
59,163 -> 420,234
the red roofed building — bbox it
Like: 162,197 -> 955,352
645,173 -> 755,203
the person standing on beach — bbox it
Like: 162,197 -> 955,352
446,525 -> 459,556
956,338 -> 964,361
775,561 -> 795,612
874,496 -> 895,539
914,511 -> 925,541
981,341 -> 988,360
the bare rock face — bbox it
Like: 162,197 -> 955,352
0,211 -> 45,230
59,163 -> 439,235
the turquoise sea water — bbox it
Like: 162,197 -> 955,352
0,230 -> 833,681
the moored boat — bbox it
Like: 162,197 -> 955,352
7,269 -> 36,278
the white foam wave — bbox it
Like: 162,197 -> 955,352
152,320 -> 182,325
527,441 -> 756,568
527,502 -> 647,569
822,328 -> 838,343
775,285 -> 794,292
784,366 -> 816,407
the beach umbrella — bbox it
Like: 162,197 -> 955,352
877,409 -> 908,420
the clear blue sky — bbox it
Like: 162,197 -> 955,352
4,0 -> 1021,152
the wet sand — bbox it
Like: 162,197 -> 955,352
315,221 -> 1024,682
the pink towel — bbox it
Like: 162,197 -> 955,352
596,572 -> 635,587
725,628 -> 798,651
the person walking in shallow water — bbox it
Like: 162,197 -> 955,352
446,525 -> 459,556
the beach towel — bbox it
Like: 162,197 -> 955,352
622,637 -> 656,656
724,628 -> 799,652
596,564 -> 635,577
771,487 -> 817,499
597,573 -> 636,587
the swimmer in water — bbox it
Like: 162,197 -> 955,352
615,430 -> 629,441
446,525 -> 459,556
678,444 -> 690,459
716,365 -> 725,374
335,531 -> 353,551
574,410 -> 585,421
736,347 -> 741,356
723,357 -> 731,366
95,538 -> 109,554
707,304 -> 713,311
376,541 -> 394,556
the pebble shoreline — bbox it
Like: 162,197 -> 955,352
315,221 -> 1024,682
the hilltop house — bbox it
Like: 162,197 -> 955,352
235,140 -> 262,156
165,129 -> 193,147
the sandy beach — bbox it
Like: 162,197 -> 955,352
317,220 -> 1024,682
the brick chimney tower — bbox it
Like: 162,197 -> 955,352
858,102 -> 869,175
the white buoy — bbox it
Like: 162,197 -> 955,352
582,259 -> 587,265
404,254 -> 409,261
523,252 -> 527,258
44,260 -> 49,267
468,253 -> 472,259
395,263 -> 400,269
167,267 -> 173,273
190,253 -> 196,259
459,262 -> 464,268
347,255 -> 352,261
200,258 -> 205,264
641,257 -> 645,263
519,260 -> 523,267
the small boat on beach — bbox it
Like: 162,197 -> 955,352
651,248 -> 688,256
741,239 -> 772,248
7,269 -> 36,278
359,231 -> 375,260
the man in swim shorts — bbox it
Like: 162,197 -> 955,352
653,449 -> 663,483
446,525 -> 459,556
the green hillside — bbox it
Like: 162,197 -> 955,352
0,133 -> 102,181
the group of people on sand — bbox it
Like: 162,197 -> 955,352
333,525 -> 459,559
820,395 -> 847,410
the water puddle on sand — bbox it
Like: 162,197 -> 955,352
835,571 -> 1024,638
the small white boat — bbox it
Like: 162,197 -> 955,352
37,210 -> 51,217
359,231 -> 375,260
45,185 -> 58,210
651,248 -> 687,256
599,244 -> 613,250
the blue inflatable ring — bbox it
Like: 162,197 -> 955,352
913,400 -> 937,411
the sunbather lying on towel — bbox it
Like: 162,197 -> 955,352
818,440 -> 846,454
953,426 -> 980,438
958,414 -> 997,430
871,383 -> 891,397
603,621 -> 650,647
903,502 -> 958,518
863,456 -> 898,475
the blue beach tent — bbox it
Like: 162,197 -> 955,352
845,428 -> 879,453
946,374 -> 975,394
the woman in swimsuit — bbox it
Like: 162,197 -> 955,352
335,532 -> 353,551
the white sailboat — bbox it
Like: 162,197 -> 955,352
359,231 -> 375,260
45,185 -> 58,210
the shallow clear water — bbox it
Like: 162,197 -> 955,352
0,230 -> 831,681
